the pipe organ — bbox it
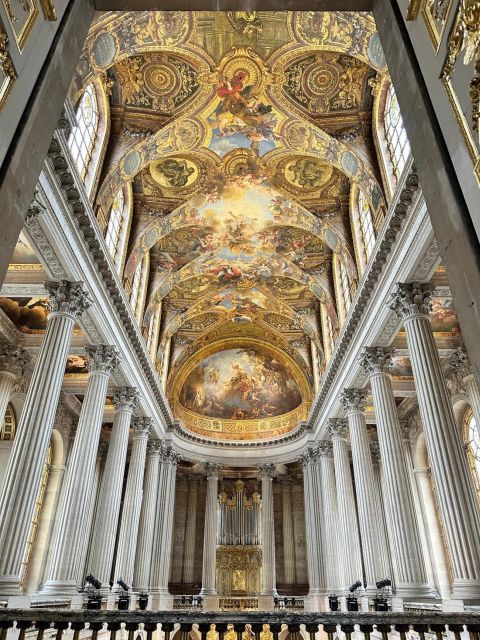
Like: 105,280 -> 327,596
218,480 -> 261,546
216,480 -> 262,596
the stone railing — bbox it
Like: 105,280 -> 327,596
1,610 -> 480,640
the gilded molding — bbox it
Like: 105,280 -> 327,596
0,29 -> 16,110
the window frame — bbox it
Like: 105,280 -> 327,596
384,84 -> 411,182
67,83 -> 99,182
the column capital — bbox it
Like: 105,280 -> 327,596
97,440 -> 108,460
400,419 -> 413,441
370,441 -> 381,462
0,343 -> 30,377
45,280 -> 92,319
113,387 -> 139,413
359,346 -> 393,375
259,463 -> 276,478
327,417 -> 348,439
85,344 -> 120,375
449,345 -> 473,380
317,440 -> 333,458
204,462 -> 221,478
146,438 -> 162,456
132,416 -> 151,436
299,450 -> 311,468
388,281 -> 433,320
340,388 -> 368,414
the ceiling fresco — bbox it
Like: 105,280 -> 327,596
72,10 -> 390,441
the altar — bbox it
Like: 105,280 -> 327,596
216,545 -> 262,596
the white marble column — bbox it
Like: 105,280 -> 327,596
340,388 -> 382,591
359,346 -> 430,597
42,344 -> 119,597
389,282 -> 480,597
134,439 -> 162,592
260,463 -> 277,597
200,463 -> 221,596
327,418 -> 363,590
0,344 -> 29,422
182,477 -> 199,585
76,441 -> 107,586
150,447 -> 178,608
114,417 -> 151,587
450,345 -> 480,423
317,441 -> 340,593
369,442 -> 393,583
88,387 -> 139,587
280,477 -> 296,585
301,449 -> 323,597
0,280 -> 90,597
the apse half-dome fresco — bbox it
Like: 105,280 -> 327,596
70,11 -> 394,442
180,346 -> 302,420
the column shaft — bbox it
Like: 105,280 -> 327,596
281,480 -> 296,585
114,418 -> 150,587
134,441 -> 161,592
301,454 -> 322,594
182,478 -> 199,585
318,443 -> 340,592
200,464 -> 220,595
260,464 -> 277,596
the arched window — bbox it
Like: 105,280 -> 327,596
105,189 -> 125,260
68,84 -> 99,181
464,407 -> 480,496
358,190 -> 376,261
384,85 -> 411,181
130,254 -> 149,325
130,260 -> 143,316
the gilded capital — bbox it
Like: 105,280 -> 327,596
85,344 -> 120,375
0,343 -> 30,377
327,418 -> 348,440
45,280 -> 92,319
359,346 -> 393,375
340,388 -> 368,413
259,463 -> 276,478
113,387 -> 139,413
388,282 -> 433,320
449,345 -> 473,380
317,440 -> 333,459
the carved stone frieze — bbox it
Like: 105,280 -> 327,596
413,239 -> 440,280
24,201 -> 67,279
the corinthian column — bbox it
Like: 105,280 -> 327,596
42,344 -> 119,597
183,477 -> 199,585
0,281 -> 90,598
301,449 -> 322,597
200,463 -> 221,597
88,387 -> 139,587
259,463 -> 277,598
340,388 -> 382,592
389,282 -> 480,597
114,417 -> 151,587
317,441 -> 340,593
359,347 -> 429,597
327,419 -> 363,591
280,477 -> 295,585
134,439 -> 162,593
450,345 -> 480,423
0,344 -> 29,422
150,447 -> 178,609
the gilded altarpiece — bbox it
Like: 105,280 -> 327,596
216,546 -> 262,596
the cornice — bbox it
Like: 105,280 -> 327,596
43,130 -> 174,429
308,159 -> 422,429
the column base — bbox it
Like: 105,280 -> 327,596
37,579 -> 84,606
257,595 -> 275,611
202,595 -> 220,611
442,598 -> 465,612
452,579 -> 480,600
0,594 -> 32,608
149,590 -> 173,611
0,576 -> 24,598
305,593 -> 328,612
390,596 -> 404,612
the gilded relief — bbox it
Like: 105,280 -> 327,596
0,296 -> 49,333
2,0 -> 39,51
0,27 -> 16,110
422,0 -> 455,51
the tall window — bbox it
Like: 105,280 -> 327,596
68,84 -> 99,181
464,408 -> 480,496
358,190 -> 376,261
130,261 -> 143,315
105,189 -> 125,259
384,85 -> 411,181
339,260 -> 352,314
